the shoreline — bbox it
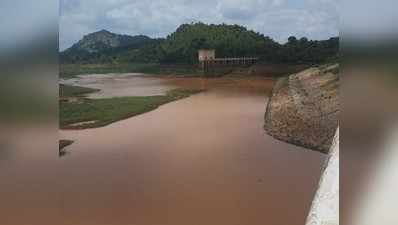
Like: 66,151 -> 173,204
59,89 -> 203,130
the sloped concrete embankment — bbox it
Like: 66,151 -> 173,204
264,64 -> 339,153
305,128 -> 339,225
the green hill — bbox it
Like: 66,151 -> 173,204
60,23 -> 339,65
60,30 -> 153,64
159,23 -> 280,63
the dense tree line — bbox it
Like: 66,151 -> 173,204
277,36 -> 339,63
61,22 -> 339,64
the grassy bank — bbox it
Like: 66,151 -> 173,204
60,63 -> 312,79
60,64 -> 203,78
60,89 -> 201,129
59,84 -> 99,98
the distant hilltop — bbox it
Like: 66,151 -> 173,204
71,29 -> 152,53
60,22 -> 339,65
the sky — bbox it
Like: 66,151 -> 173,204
59,0 -> 339,51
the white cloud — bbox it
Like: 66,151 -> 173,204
59,0 -> 338,50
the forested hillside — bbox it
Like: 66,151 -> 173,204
60,30 -> 154,64
159,23 -> 280,63
60,23 -> 339,64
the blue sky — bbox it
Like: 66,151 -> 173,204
60,0 -> 339,50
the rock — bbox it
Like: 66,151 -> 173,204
59,140 -> 74,157
264,64 -> 339,153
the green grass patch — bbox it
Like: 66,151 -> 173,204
273,76 -> 289,92
60,89 -> 202,129
59,84 -> 100,98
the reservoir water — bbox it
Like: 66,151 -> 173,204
2,75 -> 325,225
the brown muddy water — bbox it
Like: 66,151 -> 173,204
2,75 -> 325,225
60,73 -> 179,98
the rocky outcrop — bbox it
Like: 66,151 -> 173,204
72,30 -> 151,53
264,64 -> 339,153
60,30 -> 153,64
